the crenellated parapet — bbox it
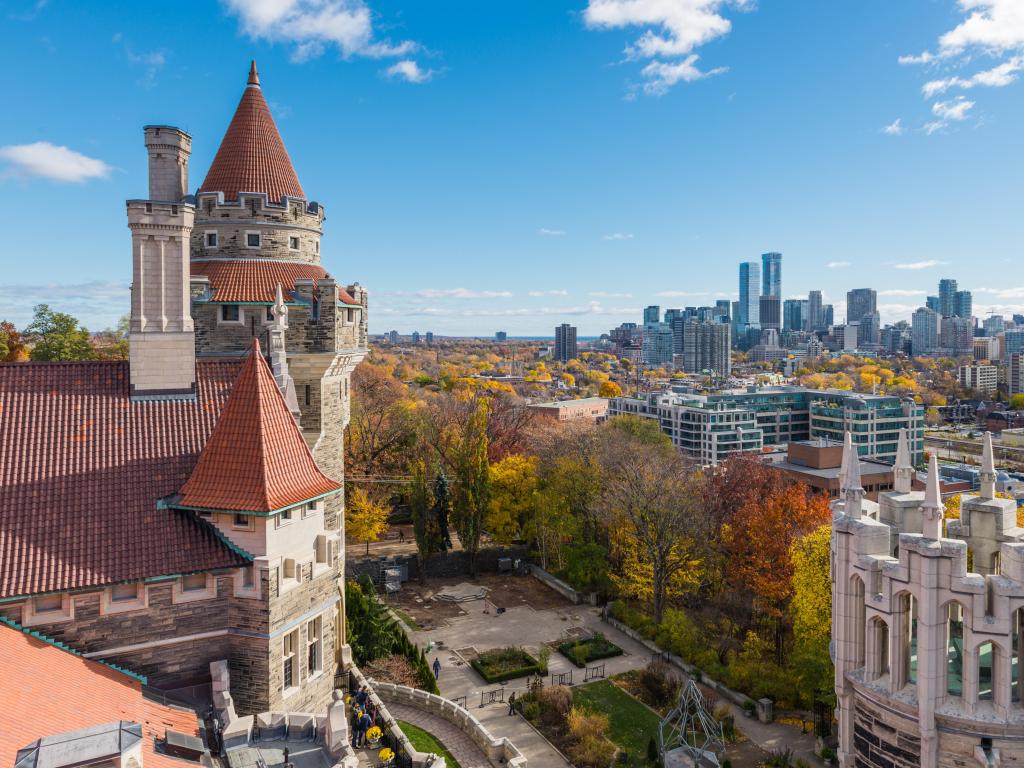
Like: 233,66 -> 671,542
191,191 -> 324,263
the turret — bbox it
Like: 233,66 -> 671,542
127,126 -> 195,399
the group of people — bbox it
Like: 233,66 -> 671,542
350,686 -> 377,748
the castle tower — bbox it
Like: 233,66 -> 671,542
127,126 -> 196,398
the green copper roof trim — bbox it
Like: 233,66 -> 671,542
0,615 -> 148,684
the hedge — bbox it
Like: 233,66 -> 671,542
470,647 -> 542,684
557,634 -> 624,668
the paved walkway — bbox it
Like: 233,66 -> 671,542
386,702 -> 493,768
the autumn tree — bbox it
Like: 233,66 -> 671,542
346,362 -> 419,481
93,315 -> 129,360
409,461 -> 446,582
790,523 -> 833,698
1,321 -> 28,361
345,486 -> 391,555
25,304 -> 95,361
598,380 -> 622,398
450,398 -> 491,576
487,454 -> 538,545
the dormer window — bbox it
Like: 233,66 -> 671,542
205,231 -> 218,248
246,231 -> 261,248
289,235 -> 300,250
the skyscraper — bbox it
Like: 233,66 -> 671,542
761,252 -> 782,298
807,290 -> 823,331
641,322 -> 674,366
912,307 -> 939,356
783,299 -> 808,333
759,295 -> 781,330
846,288 -> 877,325
682,319 -> 731,377
555,323 -> 577,362
926,295 -> 940,313
643,305 -> 661,324
938,278 -> 958,317
954,290 -> 973,320
823,304 -> 834,328
715,300 -> 731,322
738,262 -> 760,328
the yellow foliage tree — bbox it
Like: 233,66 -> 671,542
346,486 -> 391,555
487,454 -> 539,545
599,380 -> 622,398
789,523 -> 833,697
561,372 -> 576,388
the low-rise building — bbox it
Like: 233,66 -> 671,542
773,438 -> 894,499
529,397 -> 609,423
958,363 -> 998,396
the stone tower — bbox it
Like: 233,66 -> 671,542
126,126 -> 196,398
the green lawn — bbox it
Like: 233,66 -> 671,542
396,720 -> 462,768
392,607 -> 421,630
573,680 -> 661,763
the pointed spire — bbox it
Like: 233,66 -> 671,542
921,454 -> 943,539
199,63 -> 305,203
841,431 -> 864,519
177,340 -> 340,513
980,431 -> 996,499
269,284 -> 300,419
894,427 -> 913,493
839,431 -> 852,493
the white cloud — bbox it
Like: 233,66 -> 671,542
222,0 -> 419,62
932,96 -> 975,121
0,281 -> 128,329
374,301 -> 639,318
0,142 -> 112,182
590,291 -> 633,298
416,288 -> 513,299
882,119 -> 904,136
972,286 -> 1024,300
602,232 -> 634,241
583,0 -> 749,95
827,261 -> 851,268
538,228 -> 566,236
893,260 -> 945,270
384,59 -> 433,83
898,1 -> 1024,131
879,289 -> 927,297
528,290 -> 569,297
112,33 -> 166,87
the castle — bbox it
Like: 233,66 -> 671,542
832,429 -> 1024,766
0,62 -> 367,717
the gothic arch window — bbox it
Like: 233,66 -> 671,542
868,617 -> 890,681
946,601 -> 967,697
896,592 -> 918,689
978,640 -> 996,701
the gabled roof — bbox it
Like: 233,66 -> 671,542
176,341 -> 341,513
0,620 -> 200,768
190,259 -> 360,306
0,361 -> 249,599
199,61 -> 305,203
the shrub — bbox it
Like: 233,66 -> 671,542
537,644 -> 551,675
471,647 -> 541,683
557,633 -> 624,667
538,684 -> 573,718
639,660 -> 680,707
647,736 -> 660,765
520,699 -> 541,722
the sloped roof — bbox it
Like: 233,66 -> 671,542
176,341 -> 341,513
0,360 -> 248,599
191,260 -> 360,305
199,61 -> 305,203
0,620 -> 200,768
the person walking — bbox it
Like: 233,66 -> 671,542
432,656 -> 441,679
356,711 -> 372,747
507,691 -> 516,715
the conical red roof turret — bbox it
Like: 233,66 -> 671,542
199,61 -> 306,203
177,340 -> 340,513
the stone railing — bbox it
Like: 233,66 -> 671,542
350,667 -> 446,768
368,680 -> 527,768
529,564 -> 597,606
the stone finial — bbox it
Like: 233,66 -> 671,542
842,431 -> 864,519
272,283 -> 289,330
922,453 -> 944,540
839,431 -> 852,494
894,427 -> 914,493
980,431 -> 996,500
268,285 -> 300,419
248,60 -> 260,88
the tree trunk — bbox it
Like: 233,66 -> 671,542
653,567 -> 665,625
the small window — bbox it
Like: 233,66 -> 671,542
266,306 -> 274,321
307,617 -> 322,676
283,629 -> 298,690
145,203 -> 152,213
221,304 -> 240,322
171,205 -> 178,215
34,594 -> 62,613
197,510 -> 213,519
111,583 -> 139,602
277,508 -> 293,528
315,240 -> 320,253
289,235 -> 300,250
233,513 -> 250,529
246,232 -> 261,248
242,565 -> 255,589
304,385 -> 311,406
182,573 -> 207,592
302,502 -> 315,518
205,231 -> 218,247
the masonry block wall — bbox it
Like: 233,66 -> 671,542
191,193 -> 324,263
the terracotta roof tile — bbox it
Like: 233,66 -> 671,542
177,341 -> 341,513
0,621 -> 200,768
199,62 -> 304,203
0,361 -> 248,599
191,259 -> 327,303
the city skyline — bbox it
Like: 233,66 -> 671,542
1,1 -> 1023,335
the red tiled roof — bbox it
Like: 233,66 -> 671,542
0,361 -> 248,599
192,259 -> 327,302
0,621 -> 200,768
199,62 -> 305,203
177,342 -> 341,513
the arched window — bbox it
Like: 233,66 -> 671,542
897,593 -> 918,688
947,602 -> 966,697
1014,609 -> 1023,704
851,575 -> 866,668
978,641 -> 995,701
869,617 -> 890,681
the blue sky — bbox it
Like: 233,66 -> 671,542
1,0 -> 1022,336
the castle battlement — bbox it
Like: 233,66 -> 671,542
832,430 -> 1024,767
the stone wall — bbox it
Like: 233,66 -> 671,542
191,193 -> 323,264
851,697 -> 920,768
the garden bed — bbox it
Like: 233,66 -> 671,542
396,721 -> 462,768
573,680 -> 661,764
470,647 -> 542,683
558,633 -> 624,667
